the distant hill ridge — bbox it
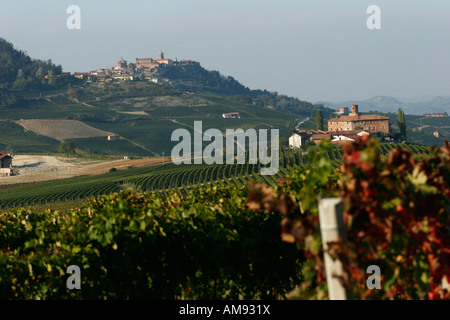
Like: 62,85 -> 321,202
318,95 -> 450,115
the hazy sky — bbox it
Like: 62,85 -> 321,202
1,0 -> 449,102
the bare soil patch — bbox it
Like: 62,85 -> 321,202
0,155 -> 167,185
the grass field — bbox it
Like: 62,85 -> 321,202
72,136 -> 152,157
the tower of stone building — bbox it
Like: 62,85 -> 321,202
349,104 -> 359,117
116,57 -> 127,69
159,51 -> 164,60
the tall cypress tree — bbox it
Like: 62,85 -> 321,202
397,108 -> 406,139
316,110 -> 324,131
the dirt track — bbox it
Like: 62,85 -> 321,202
0,155 -> 166,185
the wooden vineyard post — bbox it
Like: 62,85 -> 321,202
318,198 -> 353,300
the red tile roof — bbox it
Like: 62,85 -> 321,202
0,152 -> 12,159
311,133 -> 332,140
331,129 -> 379,135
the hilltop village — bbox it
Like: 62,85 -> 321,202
73,51 -> 199,84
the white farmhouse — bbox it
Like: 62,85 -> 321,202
289,132 -> 311,148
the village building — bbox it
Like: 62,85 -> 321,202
155,51 -> 172,65
0,152 -> 13,176
289,131 -> 311,148
336,107 -> 349,115
308,130 -> 378,145
288,130 -> 328,146
310,133 -> 333,144
115,58 -> 128,70
112,74 -> 133,81
91,74 -> 108,83
328,104 -> 389,133
74,51 -> 201,82
136,58 -> 159,70
135,51 -> 198,70
330,130 -> 372,144
222,112 -> 240,119
74,72 -> 88,80
423,112 -> 448,117
433,131 -> 440,138
107,135 -> 120,141
90,69 -> 106,76
156,59 -> 173,66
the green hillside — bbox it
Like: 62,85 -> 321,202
0,81 -> 301,156
384,113 -> 448,147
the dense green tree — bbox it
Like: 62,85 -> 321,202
47,70 -> 54,85
316,110 -> 324,130
397,108 -> 407,140
0,89 -> 17,107
58,140 -> 76,155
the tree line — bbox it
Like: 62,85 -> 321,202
0,38 -> 75,107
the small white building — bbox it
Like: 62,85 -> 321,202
289,132 -> 311,148
289,133 -> 302,148
222,112 -> 240,119
112,74 -> 133,81
107,135 -> 120,141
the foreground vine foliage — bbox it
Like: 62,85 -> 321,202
0,185 -> 304,299
248,136 -> 449,299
